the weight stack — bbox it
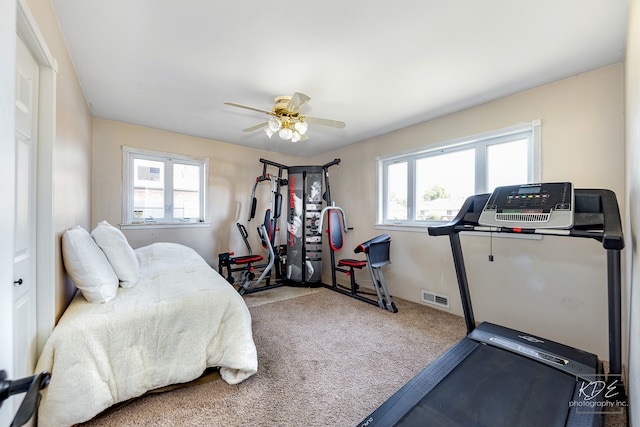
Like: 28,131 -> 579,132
285,166 -> 323,285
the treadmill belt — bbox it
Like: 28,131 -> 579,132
396,344 -> 577,427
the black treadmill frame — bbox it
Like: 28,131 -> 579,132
428,189 -> 624,383
358,188 -> 626,427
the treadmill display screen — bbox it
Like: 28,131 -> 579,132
478,182 -> 574,229
518,185 -> 541,195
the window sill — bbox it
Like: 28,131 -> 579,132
120,222 -> 211,230
375,223 -> 432,233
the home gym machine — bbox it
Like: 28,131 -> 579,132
318,162 -> 397,312
218,158 -> 288,294
219,158 -> 345,293
359,183 -> 625,427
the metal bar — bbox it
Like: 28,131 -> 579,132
607,249 -> 622,376
449,233 -> 476,334
259,158 -> 289,171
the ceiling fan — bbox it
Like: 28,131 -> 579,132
224,92 -> 346,142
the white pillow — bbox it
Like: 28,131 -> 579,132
91,220 -> 139,288
61,226 -> 119,303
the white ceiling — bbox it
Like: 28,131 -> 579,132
51,0 -> 628,157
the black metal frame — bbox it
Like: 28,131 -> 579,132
0,370 -> 50,427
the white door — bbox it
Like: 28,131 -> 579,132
13,35 -> 39,385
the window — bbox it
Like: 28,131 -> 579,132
378,121 -> 540,226
122,147 -> 208,226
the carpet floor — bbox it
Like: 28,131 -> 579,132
79,287 -> 628,426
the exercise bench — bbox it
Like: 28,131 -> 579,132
321,205 -> 397,312
337,234 -> 397,313
218,223 -> 264,286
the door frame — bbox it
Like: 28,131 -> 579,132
0,0 -> 17,423
16,0 -> 57,356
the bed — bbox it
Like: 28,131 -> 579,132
35,223 -> 258,427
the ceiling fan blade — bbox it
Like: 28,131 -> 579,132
224,101 -> 273,115
243,122 -> 268,132
286,92 -> 311,113
304,116 -> 346,129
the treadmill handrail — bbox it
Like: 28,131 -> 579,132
594,189 -> 624,250
427,193 -> 489,236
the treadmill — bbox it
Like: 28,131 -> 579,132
358,184 -> 625,427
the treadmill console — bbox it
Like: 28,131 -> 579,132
478,182 -> 574,229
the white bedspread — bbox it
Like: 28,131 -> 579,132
35,243 -> 258,427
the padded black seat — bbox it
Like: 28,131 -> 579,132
228,254 -> 263,265
337,259 -> 367,269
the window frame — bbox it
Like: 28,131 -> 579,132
121,146 -> 209,229
376,121 -> 541,228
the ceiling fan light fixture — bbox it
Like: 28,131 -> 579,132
225,92 -> 345,143
268,117 -> 282,132
294,120 -> 308,135
279,127 -> 293,140
264,127 -> 275,138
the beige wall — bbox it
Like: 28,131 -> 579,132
313,63 -> 625,360
625,0 -> 639,424
24,0 -> 94,320
91,119 -> 302,266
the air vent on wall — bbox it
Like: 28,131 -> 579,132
421,290 -> 450,309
